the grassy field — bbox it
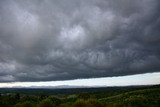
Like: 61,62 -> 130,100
0,85 -> 159,107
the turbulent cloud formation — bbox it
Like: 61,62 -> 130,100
0,0 -> 160,82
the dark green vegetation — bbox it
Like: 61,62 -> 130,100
0,85 -> 159,107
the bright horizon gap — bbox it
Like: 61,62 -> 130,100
0,72 -> 160,88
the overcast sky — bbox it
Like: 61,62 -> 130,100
0,0 -> 160,84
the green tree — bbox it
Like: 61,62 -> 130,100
38,98 -> 55,107
14,101 -> 35,107
48,96 -> 62,106
15,93 -> 20,100
86,99 -> 104,107
73,99 -> 87,107
77,93 -> 90,100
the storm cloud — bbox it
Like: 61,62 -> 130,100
0,0 -> 160,82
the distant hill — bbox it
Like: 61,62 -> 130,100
0,84 -> 159,95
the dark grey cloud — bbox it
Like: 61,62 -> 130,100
0,0 -> 160,82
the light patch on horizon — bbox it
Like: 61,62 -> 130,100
0,72 -> 159,88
